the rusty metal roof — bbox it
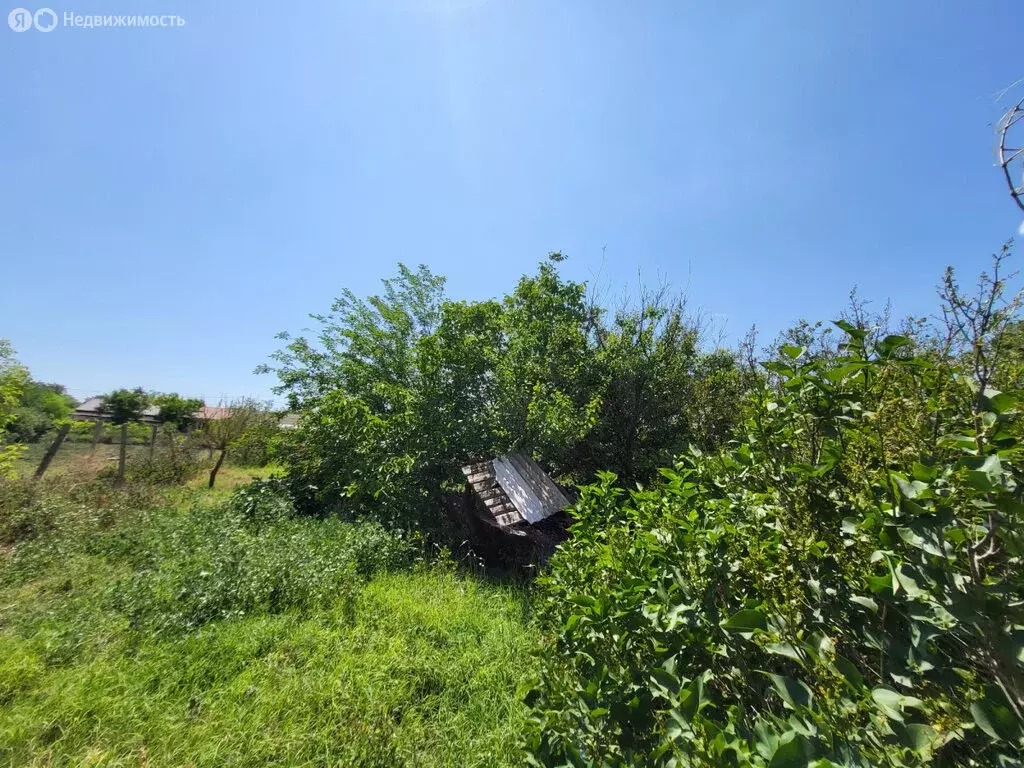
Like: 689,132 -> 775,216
461,452 -> 569,529
195,406 -> 232,421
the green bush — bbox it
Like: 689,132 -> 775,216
227,476 -> 295,523
112,503 -> 413,635
264,258 -> 745,529
526,311 -> 1024,765
65,421 -> 153,444
92,450 -> 204,486
0,476 -> 44,544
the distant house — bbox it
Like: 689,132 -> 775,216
71,396 -> 163,425
194,406 -> 232,422
195,407 -> 298,429
72,398 -> 295,431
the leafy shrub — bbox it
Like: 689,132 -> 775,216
112,504 -> 413,635
264,258 -> 745,528
227,476 -> 295,523
96,451 -> 204,486
0,477 -> 44,544
526,314 -> 1024,765
228,417 -> 281,467
65,421 -> 153,444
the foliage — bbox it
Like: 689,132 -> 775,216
151,392 -> 203,429
0,477 -> 535,766
0,340 -> 28,477
100,387 -> 150,425
264,257 -> 744,527
113,506 -> 412,635
98,450 -> 205,486
228,412 -> 281,466
227,475 -> 296,523
6,380 -> 76,443
65,420 -> 156,445
201,397 -> 276,487
526,249 -> 1024,767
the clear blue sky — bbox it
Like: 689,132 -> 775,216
2,1 -> 1022,405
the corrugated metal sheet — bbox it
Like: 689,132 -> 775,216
492,453 -> 569,524
461,452 -> 568,528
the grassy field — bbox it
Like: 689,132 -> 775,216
0,452 -> 538,766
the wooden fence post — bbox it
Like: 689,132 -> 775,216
149,423 -> 158,460
117,423 -> 128,484
34,423 -> 71,480
91,419 -> 103,450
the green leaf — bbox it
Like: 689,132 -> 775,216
985,389 -> 1018,414
895,476 -> 928,499
871,686 -> 924,723
722,608 -> 768,632
834,319 -> 867,340
903,723 -> 939,756
961,454 -> 1003,491
766,642 -> 803,662
832,655 -> 864,690
780,345 -> 806,360
877,334 -> 911,359
911,461 -> 938,482
867,572 -> 893,594
678,673 -> 708,720
898,526 -> 947,558
766,673 -> 813,710
850,595 -> 879,612
971,699 -> 1022,742
768,731 -> 811,768
939,433 -> 979,454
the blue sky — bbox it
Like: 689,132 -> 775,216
2,1 -> 1022,404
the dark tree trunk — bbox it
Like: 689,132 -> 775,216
117,423 -> 128,484
208,448 -> 227,488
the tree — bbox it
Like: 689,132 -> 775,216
151,393 -> 203,430
526,250 -> 1024,767
263,257 -> 746,527
202,398 -> 272,488
7,380 -> 76,443
0,340 -> 28,477
101,388 -> 149,484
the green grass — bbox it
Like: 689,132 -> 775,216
0,479 -> 538,767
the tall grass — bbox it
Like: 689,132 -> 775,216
0,475 -> 537,766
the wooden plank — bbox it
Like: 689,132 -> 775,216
494,511 -> 524,528
477,487 -> 505,502
465,470 -> 494,485
486,500 -> 517,516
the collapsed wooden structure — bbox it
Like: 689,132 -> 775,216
448,452 -> 572,564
